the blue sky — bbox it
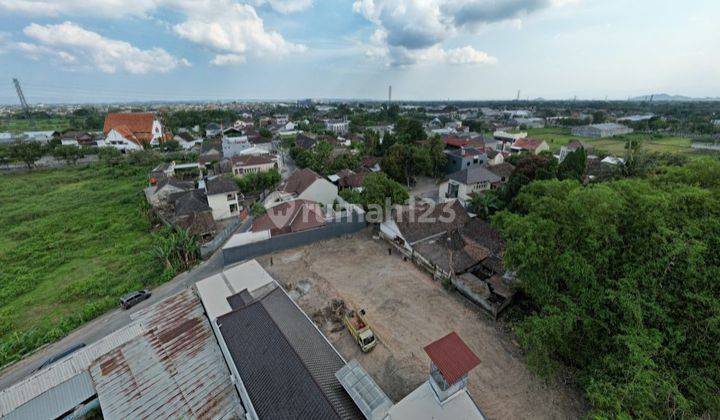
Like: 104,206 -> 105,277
0,0 -> 718,103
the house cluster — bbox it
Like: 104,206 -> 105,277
0,259 -> 487,419
381,201 -> 516,317
145,162 -> 246,239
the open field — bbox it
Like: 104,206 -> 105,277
526,127 -> 694,156
0,164 -> 165,367
0,117 -> 73,133
258,230 -> 586,419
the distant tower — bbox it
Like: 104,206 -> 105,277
388,85 -> 392,106
516,89 -> 521,101
13,78 -> 30,118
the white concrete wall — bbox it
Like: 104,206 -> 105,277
208,192 -> 239,221
105,129 -> 143,151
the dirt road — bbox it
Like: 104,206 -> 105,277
259,229 -> 586,420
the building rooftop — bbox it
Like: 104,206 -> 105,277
89,290 -> 242,419
387,381 -> 485,420
215,283 -> 363,419
424,332 -> 481,385
205,177 -> 239,195
448,166 -> 502,185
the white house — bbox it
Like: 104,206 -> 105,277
205,177 -> 242,221
230,154 -> 278,177
439,166 -> 502,203
264,168 -> 338,209
324,119 -> 350,135
104,128 -> 144,152
103,112 -> 164,150
274,114 -> 289,125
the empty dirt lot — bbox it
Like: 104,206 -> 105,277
257,229 -> 585,419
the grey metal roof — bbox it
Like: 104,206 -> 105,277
89,289 -> 243,419
3,372 -> 95,420
448,166 -> 502,185
0,323 -> 146,418
217,287 -> 364,420
336,360 -> 393,420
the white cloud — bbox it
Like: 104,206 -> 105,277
0,0 -> 307,64
211,53 -> 247,66
173,2 -> 306,64
18,22 -> 190,74
353,0 -> 570,66
253,0 -> 313,13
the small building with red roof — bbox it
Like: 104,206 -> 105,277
510,137 -> 549,155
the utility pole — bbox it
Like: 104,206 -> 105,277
13,78 -> 30,118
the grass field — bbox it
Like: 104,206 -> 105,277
525,127 -> 694,156
0,164 -> 167,367
0,117 -> 73,133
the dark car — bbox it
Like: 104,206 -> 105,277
34,343 -> 86,372
119,289 -> 152,309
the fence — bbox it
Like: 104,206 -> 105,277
201,217 -> 244,258
222,213 -> 366,266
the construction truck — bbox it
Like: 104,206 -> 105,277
342,307 -> 377,352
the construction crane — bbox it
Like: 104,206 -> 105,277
13,78 -> 30,118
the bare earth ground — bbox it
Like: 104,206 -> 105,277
257,229 -> 586,420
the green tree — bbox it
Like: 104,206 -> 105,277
468,191 -> 503,220
8,140 -> 44,170
51,145 -> 84,165
160,140 -> 180,152
382,143 -> 430,187
251,202 -> 266,216
361,172 -> 409,211
557,147 -> 587,181
494,173 -> 720,418
259,127 -> 272,139
394,118 -> 427,144
426,136 -> 448,178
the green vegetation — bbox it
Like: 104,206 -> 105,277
235,169 -> 282,195
0,164 -> 168,367
339,172 -> 408,211
526,127 -> 694,156
494,158 -> 720,418
0,116 -> 73,133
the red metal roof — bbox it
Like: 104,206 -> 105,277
442,136 -> 470,148
423,332 -> 480,384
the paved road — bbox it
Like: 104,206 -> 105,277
0,250 -> 226,391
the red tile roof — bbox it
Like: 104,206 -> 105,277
424,332 -> 480,385
442,136 -> 470,148
512,138 -> 546,151
104,112 -> 158,145
251,199 -> 325,235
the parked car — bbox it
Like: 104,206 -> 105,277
34,343 -> 86,372
119,289 -> 152,309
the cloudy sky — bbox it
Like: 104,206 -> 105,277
0,0 -> 718,103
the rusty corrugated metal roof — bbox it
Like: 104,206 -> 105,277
0,322 -> 146,418
89,289 -> 243,420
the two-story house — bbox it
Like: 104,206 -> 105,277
205,177 -> 242,221
230,154 -> 278,177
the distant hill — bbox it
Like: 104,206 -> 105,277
630,93 -> 720,102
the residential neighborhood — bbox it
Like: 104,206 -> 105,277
1,1 -> 720,417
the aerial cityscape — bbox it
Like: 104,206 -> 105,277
1,1 -> 719,420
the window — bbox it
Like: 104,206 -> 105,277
227,193 -> 235,201
229,203 -> 238,213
